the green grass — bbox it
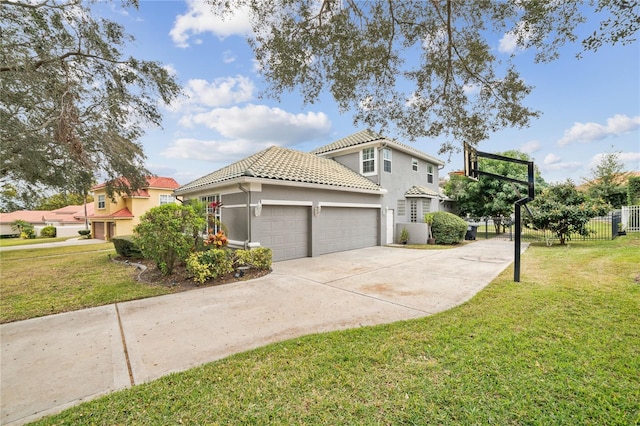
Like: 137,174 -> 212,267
0,236 -> 76,247
0,244 -> 172,323
30,234 -> 640,425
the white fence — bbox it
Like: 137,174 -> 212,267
621,205 -> 640,232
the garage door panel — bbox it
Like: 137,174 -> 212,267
256,206 -> 309,261
316,208 -> 378,255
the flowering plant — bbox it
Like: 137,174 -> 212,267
204,230 -> 228,248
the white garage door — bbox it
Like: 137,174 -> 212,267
316,208 -> 378,255
257,206 -> 310,261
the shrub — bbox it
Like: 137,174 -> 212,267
186,249 -> 235,284
134,204 -> 206,276
429,211 -> 468,245
234,247 -> 273,270
78,229 -> 91,238
40,225 -> 57,238
111,235 -> 143,258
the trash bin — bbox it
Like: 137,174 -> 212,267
465,225 -> 478,240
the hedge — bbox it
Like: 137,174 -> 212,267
111,235 -> 143,258
426,211 -> 468,245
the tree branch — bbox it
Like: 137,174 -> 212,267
1,51 -> 128,73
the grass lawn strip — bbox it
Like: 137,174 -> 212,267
29,234 -> 640,425
0,244 -> 171,323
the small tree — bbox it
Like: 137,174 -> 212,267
11,219 -> 35,239
134,204 -> 206,276
627,176 -> 640,206
585,151 -> 627,209
527,181 -> 611,245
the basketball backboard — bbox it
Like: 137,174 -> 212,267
463,142 -> 478,180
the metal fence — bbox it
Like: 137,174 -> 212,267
476,210 -> 626,243
622,205 -> 640,232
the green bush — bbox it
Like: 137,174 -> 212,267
134,204 -> 206,276
234,247 -> 273,270
428,211 -> 468,245
111,235 -> 143,258
186,249 -> 235,284
40,225 -> 57,238
78,229 -> 91,238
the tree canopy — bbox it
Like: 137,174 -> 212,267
208,0 -> 639,153
1,0 -> 180,198
584,151 -> 628,209
527,180 -> 611,245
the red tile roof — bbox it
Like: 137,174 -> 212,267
91,176 -> 180,191
87,207 -> 134,220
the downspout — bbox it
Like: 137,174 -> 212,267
238,184 -> 251,249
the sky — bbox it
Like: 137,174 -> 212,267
98,1 -> 639,186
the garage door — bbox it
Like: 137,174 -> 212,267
316,207 -> 378,255
256,206 -> 310,261
94,222 -> 105,240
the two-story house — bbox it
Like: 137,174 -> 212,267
88,176 -> 180,240
174,130 -> 449,261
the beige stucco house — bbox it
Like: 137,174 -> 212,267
88,177 -> 180,240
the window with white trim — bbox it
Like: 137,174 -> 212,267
382,148 -> 392,173
397,200 -> 406,216
427,164 -> 434,184
97,194 -> 106,209
412,158 -> 418,171
201,195 -> 222,234
361,147 -> 376,175
410,200 -> 418,223
159,194 -> 176,205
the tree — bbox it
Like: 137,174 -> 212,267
134,204 -> 206,276
208,0 -> 639,153
1,0 -> 180,199
444,150 -> 546,232
628,176 -> 640,205
35,192 -> 94,211
585,151 -> 628,208
527,180 -> 611,245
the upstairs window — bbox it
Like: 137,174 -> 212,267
427,164 -> 434,184
97,194 -> 106,209
412,159 -> 418,171
160,194 -> 176,205
361,147 -> 376,175
382,148 -> 392,173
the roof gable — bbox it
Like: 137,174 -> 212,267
311,129 -> 444,166
176,146 -> 383,194
91,176 -> 180,192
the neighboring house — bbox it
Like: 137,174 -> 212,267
175,130 -> 451,261
88,177 -> 180,240
0,204 -> 93,237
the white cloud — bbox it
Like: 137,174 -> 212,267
169,0 -> 253,48
558,114 -> 640,146
163,104 -> 333,162
589,151 -> 640,169
498,22 -> 533,54
185,75 -> 254,108
544,153 -> 561,165
498,32 -> 518,54
184,104 -> 332,144
520,140 -> 541,154
223,50 -> 237,64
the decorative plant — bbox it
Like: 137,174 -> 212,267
204,230 -> 228,248
399,227 -> 409,244
424,213 -> 435,244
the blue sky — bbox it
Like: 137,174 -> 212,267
100,1 -> 639,185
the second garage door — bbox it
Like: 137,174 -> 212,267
316,207 -> 378,255
256,205 -> 310,261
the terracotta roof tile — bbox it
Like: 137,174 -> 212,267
405,185 -> 440,197
91,176 -> 180,191
176,146 -> 383,194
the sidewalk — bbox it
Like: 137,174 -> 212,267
0,237 -> 106,252
1,239 -> 523,426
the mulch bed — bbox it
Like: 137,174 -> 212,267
114,257 -> 270,292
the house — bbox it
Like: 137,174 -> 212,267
175,130 -> 449,261
0,204 -> 93,237
88,177 -> 180,240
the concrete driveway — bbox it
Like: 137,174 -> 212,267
1,239 -> 521,426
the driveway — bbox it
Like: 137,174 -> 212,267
1,239 -> 521,426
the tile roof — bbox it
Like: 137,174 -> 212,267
0,204 -> 93,224
405,185 -> 440,197
88,207 -> 134,219
0,210 -> 48,224
311,129 -> 445,165
91,176 -> 180,191
176,146 -> 383,194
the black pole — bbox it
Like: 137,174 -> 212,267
514,203 -> 521,282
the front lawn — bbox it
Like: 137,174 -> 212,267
30,234 -> 640,424
0,244 -> 172,323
